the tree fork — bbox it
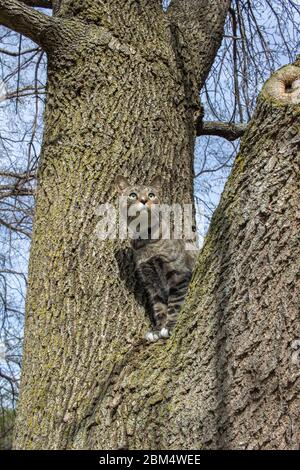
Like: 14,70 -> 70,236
66,63 -> 300,450
14,30 -> 300,447
13,0 -> 231,449
80,63 -> 300,450
11,0 -> 300,451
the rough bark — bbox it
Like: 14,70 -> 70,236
9,0 -> 300,450
167,0 -> 231,127
168,0 -> 231,91
12,0 -> 231,449
20,0 -> 52,8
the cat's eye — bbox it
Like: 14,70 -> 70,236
129,192 -> 137,200
148,193 -> 156,199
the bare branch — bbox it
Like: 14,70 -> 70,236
0,46 -> 39,57
0,216 -> 31,238
0,370 -> 19,384
0,171 -> 36,180
0,0 -> 54,49
198,121 -> 247,141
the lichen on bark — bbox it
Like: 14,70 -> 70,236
10,1 -> 300,450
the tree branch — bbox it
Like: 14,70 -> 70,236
20,0 -> 52,8
197,120 -> 247,141
168,0 -> 231,92
0,216 -> 31,238
0,0 -> 54,49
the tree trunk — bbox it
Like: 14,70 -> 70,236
12,0 -> 230,449
12,1 -> 300,451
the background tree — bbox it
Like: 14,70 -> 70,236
0,0 -> 299,449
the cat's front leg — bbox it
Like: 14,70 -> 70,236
145,294 -> 168,342
164,272 -> 192,336
137,262 -> 169,342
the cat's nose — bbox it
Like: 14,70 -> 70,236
140,198 -> 147,205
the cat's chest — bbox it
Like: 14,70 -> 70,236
134,239 -> 182,266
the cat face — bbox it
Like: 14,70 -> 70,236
115,176 -> 162,237
115,176 -> 162,215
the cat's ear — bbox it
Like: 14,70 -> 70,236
150,175 -> 162,191
115,175 -> 130,193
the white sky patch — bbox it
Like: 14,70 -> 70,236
0,80 -> 7,104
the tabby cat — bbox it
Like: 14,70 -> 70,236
116,175 -> 198,342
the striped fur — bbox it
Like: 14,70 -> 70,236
116,176 -> 198,341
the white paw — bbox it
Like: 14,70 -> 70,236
145,331 -> 159,342
159,327 -> 170,339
